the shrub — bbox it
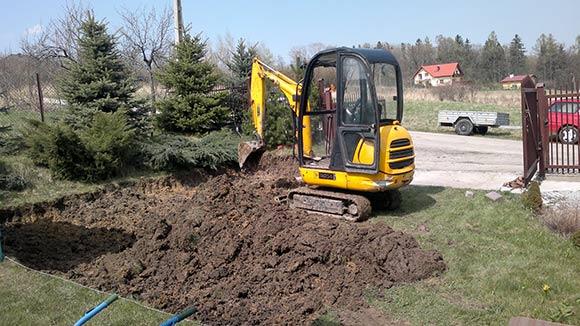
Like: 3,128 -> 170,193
140,134 -> 195,171
522,181 -> 542,213
264,94 -> 294,149
24,112 -> 136,181
190,129 -> 239,169
0,160 -> 27,191
80,111 -> 136,179
140,129 -> 238,171
571,230 -> 580,247
42,126 -> 94,181
24,119 -> 61,167
0,128 -> 25,156
242,89 -> 294,149
542,202 -> 580,237
431,84 -> 477,102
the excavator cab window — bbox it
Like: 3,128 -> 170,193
300,53 -> 337,169
336,55 -> 379,172
371,63 -> 398,123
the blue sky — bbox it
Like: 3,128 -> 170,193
1,0 -> 579,60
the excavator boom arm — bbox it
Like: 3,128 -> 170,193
248,58 -> 312,156
250,58 -> 299,138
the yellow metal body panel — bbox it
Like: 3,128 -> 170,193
300,123 -> 415,192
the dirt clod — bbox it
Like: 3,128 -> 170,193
4,153 -> 446,324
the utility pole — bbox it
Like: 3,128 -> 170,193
173,0 -> 184,44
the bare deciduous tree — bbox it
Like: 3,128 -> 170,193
119,6 -> 172,102
20,1 -> 91,67
211,32 -> 281,80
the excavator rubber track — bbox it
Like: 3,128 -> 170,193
287,187 -> 371,222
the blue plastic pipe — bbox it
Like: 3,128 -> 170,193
74,294 -> 118,326
160,306 -> 197,326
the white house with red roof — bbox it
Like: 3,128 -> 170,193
413,62 -> 463,87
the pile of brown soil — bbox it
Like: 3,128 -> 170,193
4,153 -> 445,324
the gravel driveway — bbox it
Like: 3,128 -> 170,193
410,131 -> 522,190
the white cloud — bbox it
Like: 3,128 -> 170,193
24,24 -> 43,37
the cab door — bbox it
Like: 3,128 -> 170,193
336,55 -> 380,173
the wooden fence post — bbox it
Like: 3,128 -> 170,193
35,73 -> 45,122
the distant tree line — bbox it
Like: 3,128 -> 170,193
3,2 -> 580,125
367,32 -> 580,89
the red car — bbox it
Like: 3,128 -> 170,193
548,100 -> 580,144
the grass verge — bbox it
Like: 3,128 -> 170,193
0,154 -> 166,208
373,186 -> 579,325
0,259 -> 197,325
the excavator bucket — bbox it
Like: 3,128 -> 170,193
238,140 -> 266,169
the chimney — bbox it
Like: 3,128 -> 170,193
436,66 -> 440,71
510,74 -> 514,78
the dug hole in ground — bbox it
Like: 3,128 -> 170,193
2,153 -> 446,324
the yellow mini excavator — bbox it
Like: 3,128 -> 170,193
239,47 -> 415,221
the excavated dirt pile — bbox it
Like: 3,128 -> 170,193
4,154 -> 446,324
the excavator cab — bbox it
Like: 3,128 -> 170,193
297,47 -> 403,175
239,47 -> 413,221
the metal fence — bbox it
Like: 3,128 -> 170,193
523,81 -> 580,179
0,73 -> 253,134
540,86 -> 580,173
0,73 -> 64,132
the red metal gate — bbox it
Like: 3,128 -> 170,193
521,76 -> 542,185
521,78 -> 580,184
538,85 -> 580,173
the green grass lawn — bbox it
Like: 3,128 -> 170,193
0,259 -> 197,325
404,100 -> 522,140
0,154 -> 167,208
372,186 -> 579,325
0,109 -> 64,133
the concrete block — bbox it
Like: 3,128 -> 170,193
465,190 -> 474,198
485,191 -> 502,202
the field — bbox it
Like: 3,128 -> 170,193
1,153 -> 578,325
404,100 -> 521,139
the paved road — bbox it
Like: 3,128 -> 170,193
410,131 -> 522,190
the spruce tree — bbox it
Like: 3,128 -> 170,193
479,31 -> 508,84
156,33 -> 230,133
226,38 -> 256,85
226,38 -> 256,129
59,13 -> 144,129
535,34 -> 570,87
290,55 -> 306,81
508,34 -> 527,75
